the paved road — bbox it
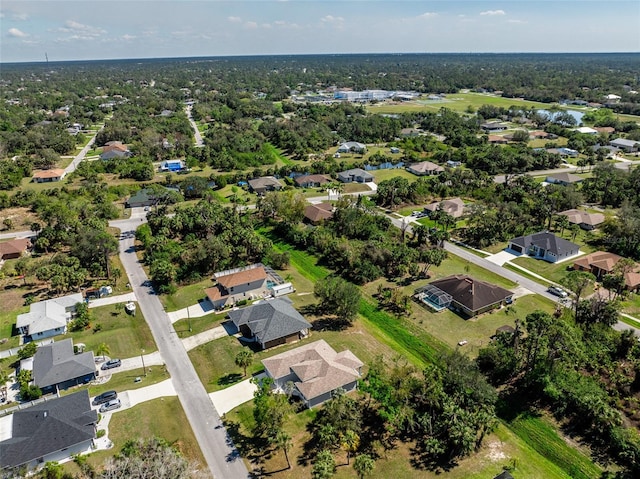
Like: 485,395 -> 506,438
64,124 -> 105,175
110,216 -> 248,479
186,105 -> 204,148
0,230 -> 35,240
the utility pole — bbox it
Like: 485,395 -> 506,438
141,349 -> 146,377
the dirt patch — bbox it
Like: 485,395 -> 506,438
0,207 -> 39,231
486,441 -> 507,462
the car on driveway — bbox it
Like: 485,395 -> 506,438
93,390 -> 118,406
99,398 -> 122,413
547,286 -> 568,298
101,359 -> 122,370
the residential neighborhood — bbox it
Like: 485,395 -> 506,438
1,47 -> 640,479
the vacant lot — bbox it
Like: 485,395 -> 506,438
69,305 -> 157,359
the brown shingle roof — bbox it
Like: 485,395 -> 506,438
262,339 -> 363,403
573,251 -> 622,274
294,174 -> 331,186
424,198 -> 465,218
0,238 -> 31,258
304,203 -> 333,223
558,209 -> 605,227
408,161 -> 445,173
429,275 -> 513,313
215,266 -> 267,289
32,169 -> 65,179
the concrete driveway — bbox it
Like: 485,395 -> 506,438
486,250 -> 520,266
88,292 -> 137,309
209,374 -> 263,415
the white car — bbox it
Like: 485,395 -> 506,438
99,398 -> 122,413
547,286 -> 568,298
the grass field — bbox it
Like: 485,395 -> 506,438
621,294 -> 640,317
81,397 -> 207,473
161,278 -> 215,311
89,366 -> 170,397
173,311 -> 225,338
370,168 -> 416,183
509,256 -> 573,284
507,413 -> 602,479
69,305 -> 157,359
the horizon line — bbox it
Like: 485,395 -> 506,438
2,50 -> 639,65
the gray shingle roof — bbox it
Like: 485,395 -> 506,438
32,339 -> 96,389
0,390 -> 97,468
510,231 -> 579,258
228,298 -> 311,346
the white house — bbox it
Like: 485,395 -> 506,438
15,293 -> 83,341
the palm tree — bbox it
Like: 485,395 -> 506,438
353,453 -> 375,479
341,430 -> 360,465
234,350 -> 253,377
275,430 -> 292,469
96,343 -> 110,361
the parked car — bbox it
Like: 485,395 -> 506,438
92,390 -> 117,406
547,286 -> 568,298
99,399 -> 122,413
101,359 -> 122,370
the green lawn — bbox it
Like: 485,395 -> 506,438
621,293 -> 640,318
161,278 -> 215,311
509,256 -> 573,284
507,413 -> 602,479
69,305 -> 157,359
89,366 -> 170,397
0,306 -> 26,352
82,397 -> 206,473
370,168 -> 416,183
173,311 -> 225,338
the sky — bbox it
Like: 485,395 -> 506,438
1,1 -> 639,63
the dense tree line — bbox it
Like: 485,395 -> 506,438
477,307 -> 640,477
138,200 -> 272,291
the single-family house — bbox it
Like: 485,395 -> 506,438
488,135 -> 509,144
573,251 -> 640,291
294,174 -> 331,188
0,238 -> 31,261
32,169 -> 66,183
32,339 -> 96,393
507,231 -> 580,263
337,168 -> 374,183
407,161 -> 445,176
545,172 -> 584,186
610,138 -> 640,153
424,275 -> 513,317
337,142 -> 366,154
205,265 -> 269,309
424,198 -> 466,218
16,293 -> 83,341
446,160 -> 462,168
594,127 -> 615,134
400,128 -> 421,138
0,390 -> 97,471
159,159 -> 185,172
248,176 -> 282,195
481,122 -> 507,132
591,144 -> 620,158
558,209 -> 605,230
262,339 -> 363,408
304,203 -> 334,225
227,297 -> 311,350
389,147 -> 401,154
530,130 -> 552,139
99,142 -> 131,160
125,188 -> 159,208
575,126 -> 599,135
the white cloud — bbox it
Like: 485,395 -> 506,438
54,19 -> 105,41
321,15 -> 344,24
508,19 -> 526,24
244,21 -> 258,29
261,23 -> 272,29
122,34 -> 136,41
8,27 -> 28,38
227,16 -> 242,23
419,12 -> 438,19
480,10 -> 506,16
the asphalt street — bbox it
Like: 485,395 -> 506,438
110,215 -> 249,479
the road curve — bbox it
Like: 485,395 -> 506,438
110,215 -> 249,479
385,214 -> 640,336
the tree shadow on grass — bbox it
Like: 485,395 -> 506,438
217,373 -> 243,387
310,317 -> 350,332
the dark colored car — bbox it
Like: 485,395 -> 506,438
92,390 -> 118,406
101,359 -> 122,370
